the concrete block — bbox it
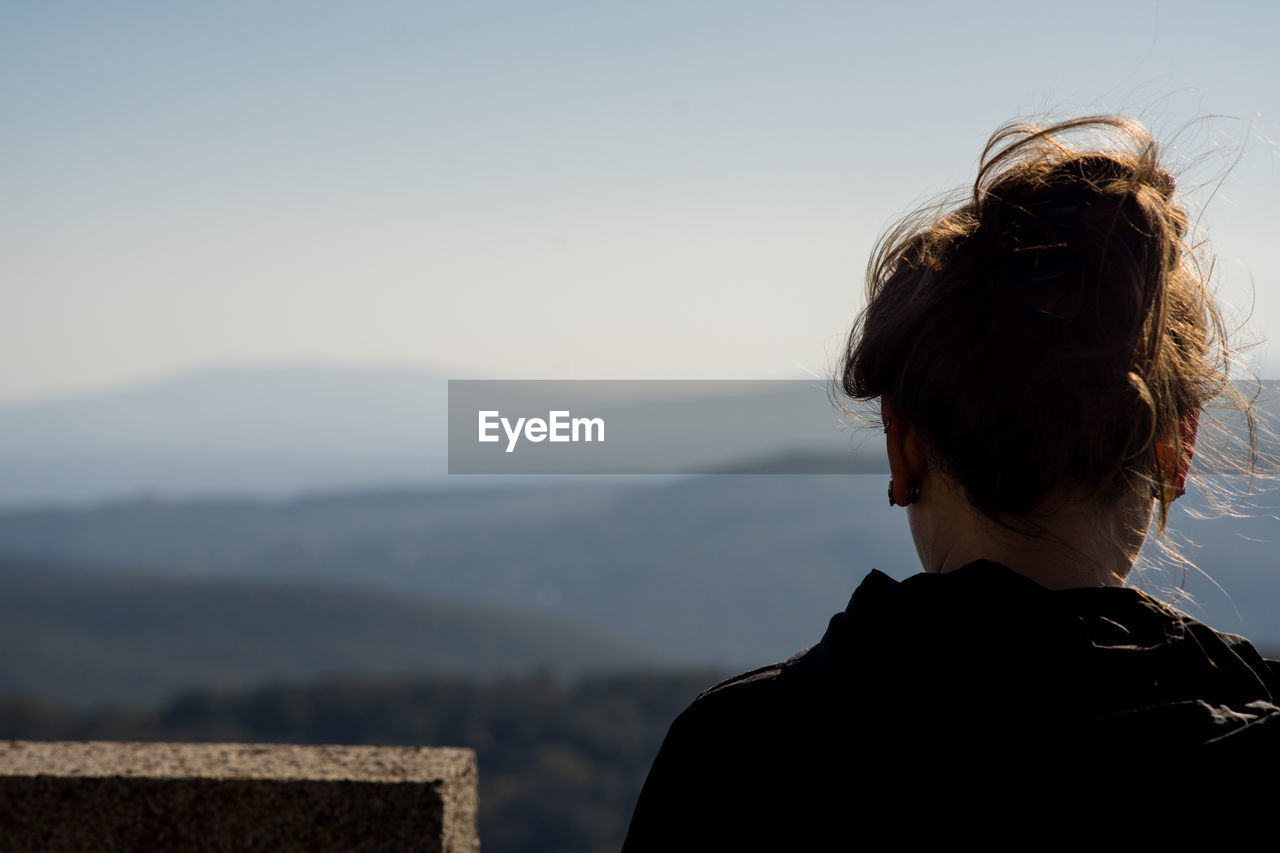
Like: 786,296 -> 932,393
0,741 -> 478,852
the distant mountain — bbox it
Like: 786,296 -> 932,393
0,556 -> 658,706
0,366 -> 886,505
0,477 -> 904,667
0,365 -> 449,506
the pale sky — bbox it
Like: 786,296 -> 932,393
4,0 -> 1279,403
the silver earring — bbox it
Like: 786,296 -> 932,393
889,479 -> 921,507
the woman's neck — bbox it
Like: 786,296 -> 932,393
907,474 -> 1152,590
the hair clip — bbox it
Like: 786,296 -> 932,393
1000,205 -> 1078,283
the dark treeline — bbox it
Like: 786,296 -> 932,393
0,670 -> 723,853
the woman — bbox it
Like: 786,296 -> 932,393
622,117 -> 1279,848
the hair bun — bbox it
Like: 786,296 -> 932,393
842,115 -> 1253,528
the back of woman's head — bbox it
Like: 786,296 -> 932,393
841,116 -> 1245,527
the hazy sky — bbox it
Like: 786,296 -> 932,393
5,0 -> 1279,403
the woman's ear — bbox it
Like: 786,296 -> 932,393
1156,409 -> 1199,499
1174,409 -> 1199,493
883,397 -> 928,505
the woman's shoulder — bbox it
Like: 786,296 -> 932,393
654,653 -> 819,756
624,566 -> 1280,849
685,562 -> 1280,745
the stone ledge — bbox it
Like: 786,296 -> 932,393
0,741 -> 478,853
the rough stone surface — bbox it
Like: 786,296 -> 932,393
0,741 -> 478,852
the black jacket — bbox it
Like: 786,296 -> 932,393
622,561 -> 1280,849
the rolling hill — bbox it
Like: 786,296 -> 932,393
0,555 -> 658,706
